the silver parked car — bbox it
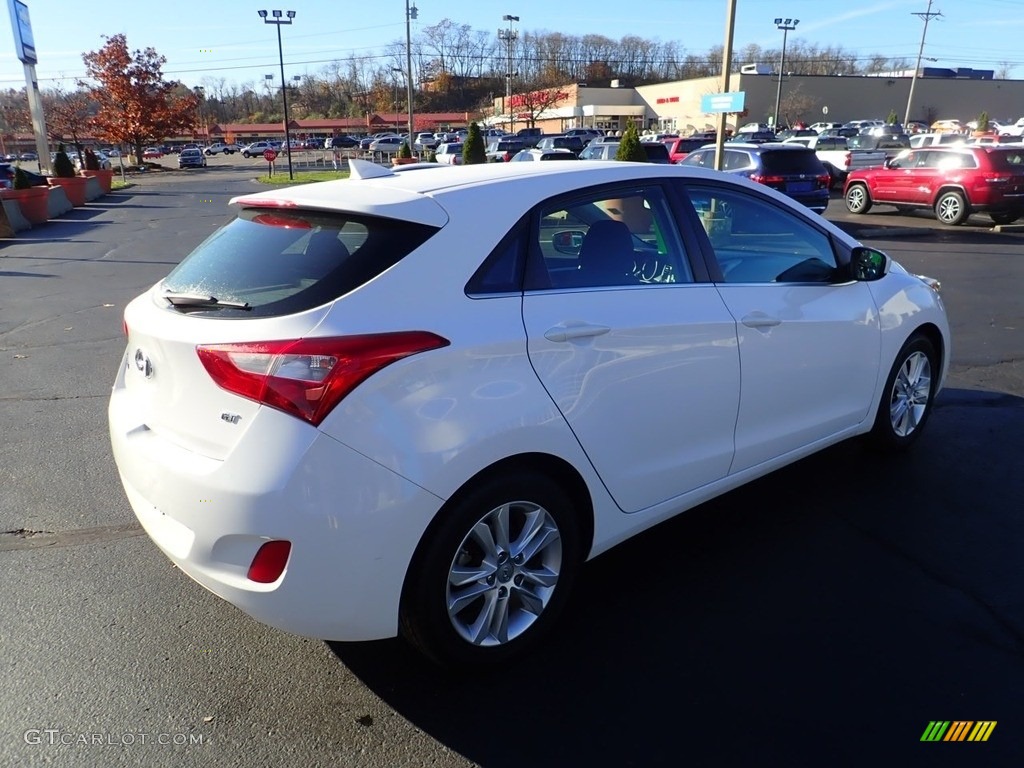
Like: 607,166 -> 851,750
178,148 -> 207,169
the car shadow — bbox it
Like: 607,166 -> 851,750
327,387 -> 1023,767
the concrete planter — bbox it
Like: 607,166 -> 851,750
81,168 -> 114,194
0,185 -> 50,225
49,175 -> 89,207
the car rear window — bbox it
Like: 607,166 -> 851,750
641,143 -> 671,163
159,208 -> 438,318
759,149 -> 825,175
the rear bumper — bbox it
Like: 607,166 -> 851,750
109,389 -> 444,641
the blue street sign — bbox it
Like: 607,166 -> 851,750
701,91 -> 746,114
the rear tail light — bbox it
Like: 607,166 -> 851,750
248,540 -> 291,583
816,174 -> 831,188
196,332 -> 449,426
750,174 -> 785,186
844,151 -> 852,167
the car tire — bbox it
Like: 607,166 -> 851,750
845,183 -> 872,214
400,470 -> 583,668
989,212 -> 1020,225
243,152 -> 251,158
870,333 -> 937,451
934,190 -> 969,225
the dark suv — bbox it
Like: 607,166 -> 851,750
486,139 -> 529,162
680,143 -> 831,212
844,145 -> 1024,226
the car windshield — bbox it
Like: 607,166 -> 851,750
760,150 -> 823,174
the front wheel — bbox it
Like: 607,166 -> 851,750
845,183 -> 872,214
870,334 -> 937,451
400,471 -> 582,668
935,190 -> 969,225
242,152 -> 251,158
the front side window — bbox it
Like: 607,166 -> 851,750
685,185 -> 839,284
529,185 -> 693,290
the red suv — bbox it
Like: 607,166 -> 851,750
663,137 -> 709,163
844,146 -> 1024,225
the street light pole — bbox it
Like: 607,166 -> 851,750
405,1 -> 417,142
773,17 -> 799,129
258,9 -> 296,180
499,15 -> 519,133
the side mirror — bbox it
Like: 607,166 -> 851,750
552,230 -> 585,255
849,246 -> 889,281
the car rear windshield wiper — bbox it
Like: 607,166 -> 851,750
162,292 -> 251,310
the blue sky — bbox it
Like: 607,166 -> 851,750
3,0 -> 1024,92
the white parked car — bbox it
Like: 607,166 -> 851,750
109,159 -> 950,667
998,117 -> 1024,137
368,136 -> 406,153
433,142 -> 463,164
241,141 -> 275,158
205,143 -> 240,155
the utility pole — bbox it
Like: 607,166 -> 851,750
714,0 -> 738,172
905,0 -> 942,126
499,15 -> 519,133
405,1 -> 417,142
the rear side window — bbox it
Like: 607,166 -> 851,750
989,149 -> 1024,168
760,150 -> 825,175
160,209 -> 437,317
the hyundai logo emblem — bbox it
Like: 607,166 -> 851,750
133,349 -> 154,379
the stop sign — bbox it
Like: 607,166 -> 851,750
263,148 -> 278,162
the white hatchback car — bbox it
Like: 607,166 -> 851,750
109,159 -> 950,667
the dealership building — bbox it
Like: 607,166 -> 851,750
492,68 -> 1024,135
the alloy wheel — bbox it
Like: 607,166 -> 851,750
889,350 -> 932,437
446,500 -> 563,647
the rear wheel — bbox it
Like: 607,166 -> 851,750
870,334 -> 937,451
845,183 -> 872,214
934,190 -> 969,225
400,471 -> 582,667
990,211 -> 1021,225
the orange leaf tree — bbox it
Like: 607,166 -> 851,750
80,34 -> 199,162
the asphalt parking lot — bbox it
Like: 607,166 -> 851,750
1,167 -> 1021,767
